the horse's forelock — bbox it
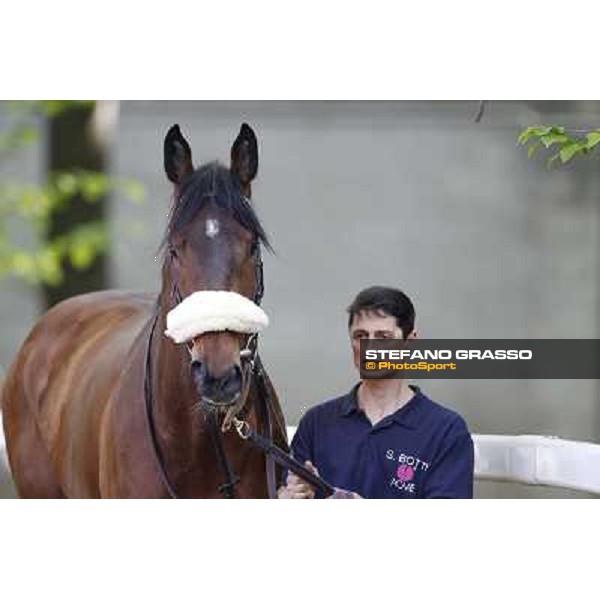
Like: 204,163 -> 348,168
160,162 -> 271,258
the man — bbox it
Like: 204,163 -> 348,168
279,286 -> 474,499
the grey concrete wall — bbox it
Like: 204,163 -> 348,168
1,101 -> 599,498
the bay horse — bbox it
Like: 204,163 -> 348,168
1,123 -> 289,498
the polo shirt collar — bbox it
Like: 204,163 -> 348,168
340,384 -> 361,416
340,383 -> 425,430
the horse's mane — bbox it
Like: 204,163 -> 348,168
161,162 -> 271,255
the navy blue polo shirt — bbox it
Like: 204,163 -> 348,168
291,384 -> 474,499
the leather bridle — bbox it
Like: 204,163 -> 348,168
143,229 -> 334,499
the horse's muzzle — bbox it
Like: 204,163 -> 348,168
191,360 -> 242,407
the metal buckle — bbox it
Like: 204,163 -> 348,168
240,333 -> 257,365
233,417 -> 250,440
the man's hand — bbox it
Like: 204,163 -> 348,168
277,461 -> 318,499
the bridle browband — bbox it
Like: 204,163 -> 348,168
143,203 -> 333,499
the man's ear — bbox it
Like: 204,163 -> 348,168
407,329 -> 418,340
230,123 -> 258,197
164,124 -> 194,185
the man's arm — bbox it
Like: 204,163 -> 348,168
421,418 -> 474,499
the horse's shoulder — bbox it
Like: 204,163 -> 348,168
22,290 -> 155,379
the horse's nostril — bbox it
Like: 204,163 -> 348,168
191,360 -> 206,389
192,361 -> 241,404
221,364 -> 242,397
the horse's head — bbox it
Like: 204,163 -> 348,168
161,123 -> 270,410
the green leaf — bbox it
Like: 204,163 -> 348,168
80,173 -> 109,201
54,173 -> 78,197
540,133 -> 569,148
518,127 -> 536,145
586,131 -> 600,150
560,142 -> 584,164
36,248 -> 62,286
518,125 -> 562,146
69,243 -> 95,270
536,126 -> 553,136
10,252 -> 37,282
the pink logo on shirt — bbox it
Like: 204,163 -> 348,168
396,464 -> 414,482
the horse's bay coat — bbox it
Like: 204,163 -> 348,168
1,123 -> 288,498
2,291 -> 151,497
2,290 -> 286,498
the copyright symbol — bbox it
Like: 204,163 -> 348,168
365,362 -> 376,370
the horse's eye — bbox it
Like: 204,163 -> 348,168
169,246 -> 179,260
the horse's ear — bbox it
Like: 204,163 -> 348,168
164,124 -> 194,185
230,123 -> 258,196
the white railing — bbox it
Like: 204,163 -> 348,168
472,434 -> 600,494
2,422 -> 599,495
286,427 -> 600,495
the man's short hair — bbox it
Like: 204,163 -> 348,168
347,286 -> 415,339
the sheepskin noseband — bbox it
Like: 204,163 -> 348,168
164,290 -> 269,344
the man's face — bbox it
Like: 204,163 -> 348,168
349,310 -> 407,370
